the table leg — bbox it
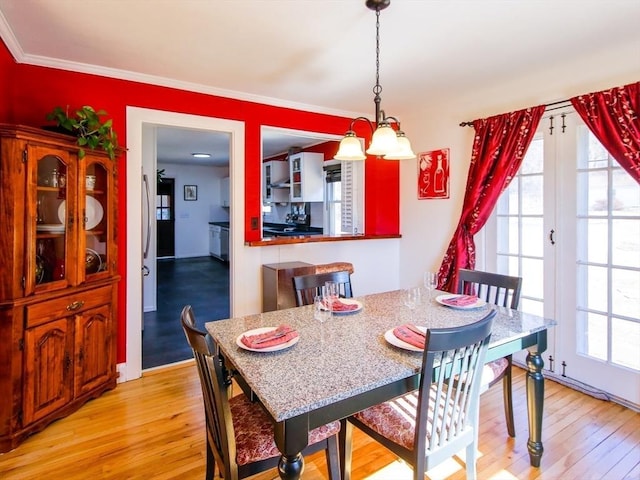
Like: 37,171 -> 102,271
525,349 -> 545,467
278,453 -> 304,480
274,417 -> 308,480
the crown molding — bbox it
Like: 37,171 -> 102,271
0,13 -> 364,121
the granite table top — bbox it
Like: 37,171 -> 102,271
205,289 -> 555,423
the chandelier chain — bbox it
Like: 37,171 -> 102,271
374,9 -> 382,97
372,7 -> 383,126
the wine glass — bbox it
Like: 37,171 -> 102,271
424,271 -> 437,300
324,281 -> 339,314
404,286 -> 421,311
314,295 -> 331,323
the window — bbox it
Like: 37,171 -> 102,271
324,160 -> 364,235
156,194 -> 171,220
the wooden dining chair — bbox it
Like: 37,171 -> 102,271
340,310 -> 496,480
458,268 -> 523,438
292,270 -> 353,306
180,305 -> 341,480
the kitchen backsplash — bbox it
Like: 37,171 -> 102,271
263,202 -> 323,228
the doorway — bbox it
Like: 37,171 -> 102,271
156,177 -> 175,258
124,107 -> 246,381
486,109 -> 640,408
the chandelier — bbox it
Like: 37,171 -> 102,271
334,0 -> 416,161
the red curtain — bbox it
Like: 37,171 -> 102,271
437,106 -> 546,293
571,81 -> 640,183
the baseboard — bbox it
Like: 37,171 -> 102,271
513,359 -> 639,412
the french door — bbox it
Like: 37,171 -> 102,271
486,108 -> 639,408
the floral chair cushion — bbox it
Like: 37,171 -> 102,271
230,394 -> 340,466
482,357 -> 509,385
352,387 -> 465,451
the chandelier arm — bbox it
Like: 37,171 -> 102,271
348,116 -> 376,134
383,114 -> 401,127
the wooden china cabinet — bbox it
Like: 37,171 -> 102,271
0,124 -> 119,452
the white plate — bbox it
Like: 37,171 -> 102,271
36,223 -> 65,233
436,294 -> 487,310
236,327 -> 299,352
384,326 -> 426,352
58,196 -> 104,230
321,298 -> 363,315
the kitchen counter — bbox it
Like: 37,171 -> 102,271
262,222 -> 323,238
247,232 -> 401,246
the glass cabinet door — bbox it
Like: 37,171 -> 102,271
82,158 -> 111,280
31,147 -> 74,292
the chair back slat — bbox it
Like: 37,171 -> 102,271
292,270 -> 353,306
458,268 -> 522,309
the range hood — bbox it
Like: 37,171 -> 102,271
269,178 -> 290,188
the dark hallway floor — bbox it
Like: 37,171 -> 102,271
142,256 -> 229,369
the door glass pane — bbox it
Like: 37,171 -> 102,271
578,311 -> 607,360
585,170 -> 609,214
520,137 -> 543,174
613,168 -> 640,217
496,216 -> 509,253
611,268 -> 639,319
581,264 -> 608,312
586,134 -> 609,168
85,162 -> 108,275
521,298 -> 543,317
508,217 -> 519,253
36,154 -> 68,285
521,175 -> 543,215
521,257 -> 543,299
522,217 -> 543,257
583,218 -> 608,264
612,318 -> 640,370
612,219 -> 640,268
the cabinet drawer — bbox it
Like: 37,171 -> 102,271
26,286 -> 112,328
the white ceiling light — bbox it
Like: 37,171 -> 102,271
334,0 -> 416,161
191,153 -> 211,158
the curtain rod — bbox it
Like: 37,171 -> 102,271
459,99 -> 572,127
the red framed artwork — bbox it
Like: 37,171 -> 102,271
418,148 -> 450,199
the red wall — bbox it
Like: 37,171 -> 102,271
1,39 -> 400,363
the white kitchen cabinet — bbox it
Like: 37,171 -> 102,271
209,225 -> 221,258
289,152 -> 324,202
220,177 -> 230,207
263,161 -> 289,203
209,224 -> 229,261
220,227 -> 229,261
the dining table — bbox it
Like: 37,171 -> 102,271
205,289 -> 556,480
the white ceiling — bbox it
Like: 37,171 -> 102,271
1,0 -> 639,165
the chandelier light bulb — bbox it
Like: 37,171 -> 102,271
335,132 -> 367,160
383,132 -> 416,160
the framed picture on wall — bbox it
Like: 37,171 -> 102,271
184,185 -> 198,201
418,148 -> 450,199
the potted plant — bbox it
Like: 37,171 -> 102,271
46,105 -> 119,160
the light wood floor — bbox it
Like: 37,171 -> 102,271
1,363 -> 638,480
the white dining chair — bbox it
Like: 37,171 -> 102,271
340,309 -> 496,480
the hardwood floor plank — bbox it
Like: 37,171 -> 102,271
1,362 -> 638,480
603,434 -> 640,480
